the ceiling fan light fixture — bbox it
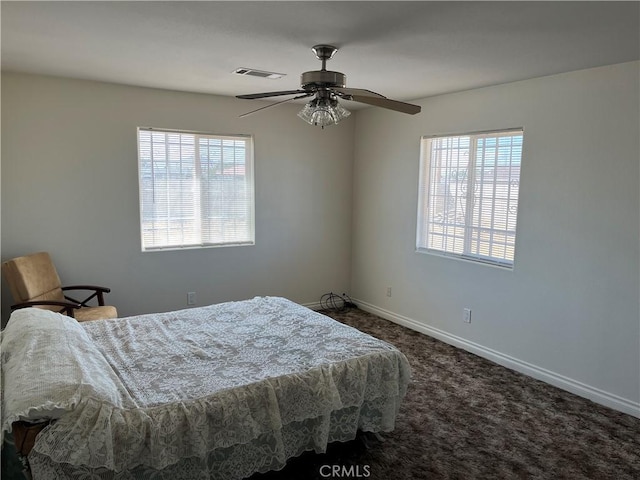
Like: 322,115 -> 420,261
297,97 -> 351,128
331,101 -> 351,121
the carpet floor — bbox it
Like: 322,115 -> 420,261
252,306 -> 640,480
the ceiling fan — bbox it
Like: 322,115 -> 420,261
236,45 -> 421,128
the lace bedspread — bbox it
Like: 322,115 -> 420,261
3,297 -> 410,479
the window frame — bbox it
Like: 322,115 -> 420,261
137,127 -> 255,252
416,128 -> 524,269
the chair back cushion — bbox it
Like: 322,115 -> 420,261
1,252 -> 64,303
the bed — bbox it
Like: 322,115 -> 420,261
1,296 -> 410,480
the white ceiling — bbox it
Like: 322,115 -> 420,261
2,1 -> 638,109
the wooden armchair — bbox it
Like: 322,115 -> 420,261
2,252 -> 117,321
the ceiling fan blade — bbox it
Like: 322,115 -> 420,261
236,90 -> 307,100
332,87 -> 386,99
239,93 -> 313,118
349,95 -> 421,115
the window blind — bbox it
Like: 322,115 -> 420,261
417,129 -> 523,267
138,128 -> 254,251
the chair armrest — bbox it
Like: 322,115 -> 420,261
62,285 -> 111,306
62,285 -> 111,293
11,300 -> 80,317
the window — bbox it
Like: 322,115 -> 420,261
137,128 -> 254,251
416,129 -> 523,267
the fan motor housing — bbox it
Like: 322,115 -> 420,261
301,70 -> 346,90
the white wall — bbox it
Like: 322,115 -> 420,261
351,61 -> 640,416
1,73 -> 354,320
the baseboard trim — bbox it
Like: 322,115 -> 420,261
301,301 -> 323,311
353,298 -> 640,419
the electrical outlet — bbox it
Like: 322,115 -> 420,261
386,287 -> 392,297
463,308 -> 472,323
187,292 -> 196,305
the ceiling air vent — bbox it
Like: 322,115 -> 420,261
233,68 -> 285,80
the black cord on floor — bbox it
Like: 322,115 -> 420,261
320,292 -> 357,312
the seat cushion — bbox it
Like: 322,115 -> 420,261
73,306 -> 118,322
